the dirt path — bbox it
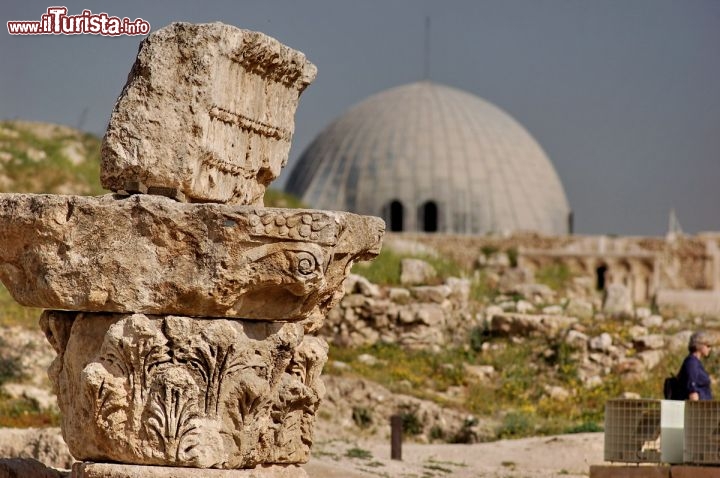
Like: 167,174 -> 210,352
304,432 -> 604,477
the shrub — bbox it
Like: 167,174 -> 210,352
398,405 -> 423,436
506,247 -> 519,267
0,356 -> 22,385
429,425 -> 445,441
565,420 -> 603,434
480,245 -> 499,258
497,410 -> 536,438
352,406 -> 373,429
469,325 -> 487,353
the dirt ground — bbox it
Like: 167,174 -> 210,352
304,432 -> 605,477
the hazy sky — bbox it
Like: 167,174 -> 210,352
2,0 -> 718,236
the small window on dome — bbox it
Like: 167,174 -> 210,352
386,200 -> 404,232
420,201 -> 438,232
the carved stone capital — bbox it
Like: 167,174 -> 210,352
41,311 -> 328,469
0,193 -> 384,331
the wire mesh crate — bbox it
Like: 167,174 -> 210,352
684,400 -> 720,464
604,399 -> 662,463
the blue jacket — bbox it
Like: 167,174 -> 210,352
677,354 -> 712,400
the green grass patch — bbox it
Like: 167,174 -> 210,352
345,447 -> 373,460
0,393 -> 60,428
264,189 -> 307,208
0,121 -> 103,196
351,249 -> 465,286
331,331 -> 686,440
0,284 -> 42,328
535,263 -> 573,291
351,249 -> 405,285
328,342 -> 470,396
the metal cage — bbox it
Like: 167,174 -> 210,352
604,399 -> 662,463
684,400 -> 720,464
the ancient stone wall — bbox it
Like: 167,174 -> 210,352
392,232 -> 719,312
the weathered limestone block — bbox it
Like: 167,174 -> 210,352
72,463 -> 307,478
41,311 -> 328,469
0,194 -> 383,330
0,458 -> 67,478
399,258 -> 436,285
602,283 -> 633,316
488,312 -> 577,339
101,22 -> 317,205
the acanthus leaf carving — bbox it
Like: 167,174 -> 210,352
65,313 -> 318,468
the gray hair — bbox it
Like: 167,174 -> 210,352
689,331 -> 710,353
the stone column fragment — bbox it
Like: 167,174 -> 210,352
0,193 -> 383,330
42,311 -> 328,469
101,22 -> 317,205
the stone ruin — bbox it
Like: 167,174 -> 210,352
0,22 -> 384,477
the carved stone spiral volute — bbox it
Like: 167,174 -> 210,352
295,252 -> 317,276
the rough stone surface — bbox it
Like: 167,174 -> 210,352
318,375 -> 492,444
0,326 -> 55,388
72,463 -> 307,478
632,334 -> 665,351
0,193 -> 383,330
445,277 -> 471,303
464,364 -> 496,382
565,330 -> 589,349
643,314 -> 664,328
343,274 -> 380,298
101,22 -> 317,205
541,304 -> 563,315
516,299 -> 535,313
322,278 -> 472,349
0,458 -> 67,478
565,298 -> 594,319
41,311 -> 328,468
411,285 -> 451,303
488,313 -> 577,339
400,258 -> 436,286
589,333 -> 613,353
0,428 -> 73,469
603,284 -> 634,316
1,383 -> 57,410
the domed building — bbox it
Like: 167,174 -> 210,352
285,81 -> 571,235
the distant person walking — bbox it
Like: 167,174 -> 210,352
676,331 -> 713,400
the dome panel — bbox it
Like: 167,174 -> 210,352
286,81 -> 571,235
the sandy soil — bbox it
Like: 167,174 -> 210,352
304,432 -> 604,477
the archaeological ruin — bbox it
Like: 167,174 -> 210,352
285,72 -> 720,317
0,22 -> 384,477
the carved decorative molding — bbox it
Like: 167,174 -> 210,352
42,311 -> 327,468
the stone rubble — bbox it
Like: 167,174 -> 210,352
320,256 -> 715,391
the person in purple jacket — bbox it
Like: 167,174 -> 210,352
677,331 -> 713,400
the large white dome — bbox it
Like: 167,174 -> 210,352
286,81 -> 571,235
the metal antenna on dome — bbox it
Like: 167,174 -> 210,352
423,16 -> 431,81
